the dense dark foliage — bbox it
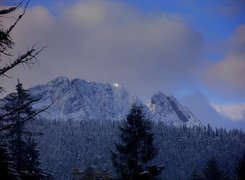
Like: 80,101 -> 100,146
0,144 -> 18,179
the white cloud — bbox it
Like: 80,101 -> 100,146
203,24 -> 245,96
180,91 -> 245,129
211,103 -> 245,121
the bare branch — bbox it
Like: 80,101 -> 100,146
7,0 -> 31,34
0,46 -> 47,77
0,0 -> 24,15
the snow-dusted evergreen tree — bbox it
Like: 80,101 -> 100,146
2,80 -> 47,179
111,105 -> 163,180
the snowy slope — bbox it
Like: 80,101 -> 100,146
28,77 -> 140,121
1,77 -> 203,127
147,92 -> 203,127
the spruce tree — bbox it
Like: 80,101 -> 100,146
111,105 -> 163,180
2,80 -> 47,179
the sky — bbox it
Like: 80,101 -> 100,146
1,0 -> 245,129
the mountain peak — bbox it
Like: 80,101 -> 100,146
28,77 -> 140,120
49,76 -> 70,84
1,77 -> 203,127
148,92 -> 203,127
150,92 -> 169,104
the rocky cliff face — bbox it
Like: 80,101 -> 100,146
147,92 -> 203,127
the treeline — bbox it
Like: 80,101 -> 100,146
30,117 -> 245,179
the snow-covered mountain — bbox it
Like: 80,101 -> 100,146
2,77 -> 203,127
148,92 -> 203,127
28,77 -> 140,121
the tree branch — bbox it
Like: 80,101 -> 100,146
0,45 -> 46,77
0,98 -> 56,132
0,0 -> 24,15
0,98 -> 40,120
6,0 -> 30,34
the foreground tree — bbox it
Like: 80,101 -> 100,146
2,80 -> 47,179
0,144 -> 19,179
111,105 -> 163,180
0,0 -> 50,133
0,1 -> 51,178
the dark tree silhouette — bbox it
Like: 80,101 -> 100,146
236,152 -> 245,180
111,105 -> 163,180
0,0 -> 48,133
2,80 -> 48,179
0,144 -> 19,179
0,1 -> 52,178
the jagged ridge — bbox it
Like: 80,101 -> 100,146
1,77 -> 203,127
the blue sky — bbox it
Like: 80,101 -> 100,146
27,0 -> 244,40
1,0 -> 245,129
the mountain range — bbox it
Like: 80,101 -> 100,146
8,76 -> 202,127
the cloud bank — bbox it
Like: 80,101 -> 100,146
212,103 -> 245,122
203,24 -> 245,97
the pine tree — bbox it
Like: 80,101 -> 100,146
111,105 -> 163,180
2,80 -> 48,179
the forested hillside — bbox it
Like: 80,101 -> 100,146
30,119 -> 245,179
